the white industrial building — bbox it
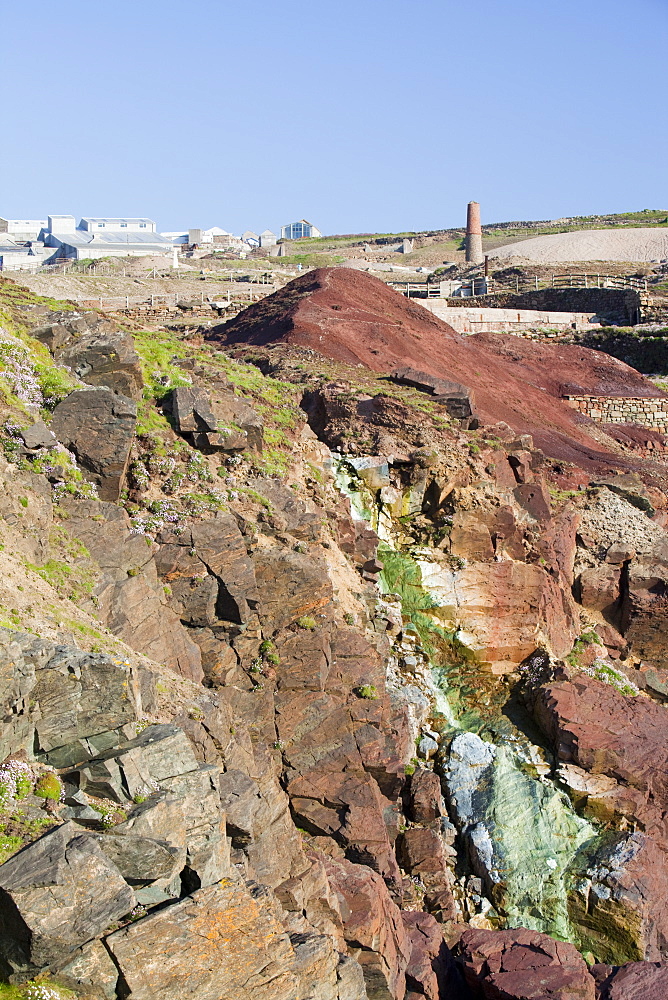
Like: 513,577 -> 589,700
43,216 -> 173,260
0,218 -> 47,241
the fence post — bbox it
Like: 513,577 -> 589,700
151,295 -> 154,308
584,274 -> 588,288
535,276 -> 538,291
126,296 -> 129,308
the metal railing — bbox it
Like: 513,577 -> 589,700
504,273 -> 649,293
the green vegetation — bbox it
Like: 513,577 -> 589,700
25,558 -> 96,603
34,772 -> 62,800
0,834 -> 23,864
0,980 -> 77,1000
356,684 -> 378,700
296,616 -> 317,630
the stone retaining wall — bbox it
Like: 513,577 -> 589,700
445,288 -> 642,325
419,300 -> 596,334
564,394 -> 668,432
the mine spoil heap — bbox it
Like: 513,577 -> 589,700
0,267 -> 667,1000
216,266 -> 668,481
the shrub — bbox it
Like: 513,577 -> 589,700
296,616 -> 317,630
34,772 -> 62,801
356,684 -> 378,700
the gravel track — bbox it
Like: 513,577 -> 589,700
488,227 -> 668,263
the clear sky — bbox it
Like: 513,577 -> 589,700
1,0 -> 666,236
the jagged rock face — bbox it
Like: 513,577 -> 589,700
0,629 -> 373,998
30,309 -> 143,400
50,388 -> 137,501
3,271 -> 668,1000
58,498 -> 204,682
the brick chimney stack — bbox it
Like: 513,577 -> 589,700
465,201 -> 483,264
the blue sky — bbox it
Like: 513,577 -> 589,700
1,0 -> 666,235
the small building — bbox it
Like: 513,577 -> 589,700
280,220 -> 322,240
241,231 -> 259,246
259,230 -> 277,248
0,218 -> 47,241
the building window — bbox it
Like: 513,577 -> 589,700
139,223 -> 146,228
97,223 -> 105,228
120,223 -> 127,228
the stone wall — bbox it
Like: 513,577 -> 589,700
419,300 -> 596,334
446,287 -> 642,325
564,394 -> 668,432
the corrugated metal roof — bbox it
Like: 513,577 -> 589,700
51,232 -> 171,248
80,218 -> 155,225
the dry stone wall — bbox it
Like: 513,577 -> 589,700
564,394 -> 668,432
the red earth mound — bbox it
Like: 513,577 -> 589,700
214,267 -> 668,475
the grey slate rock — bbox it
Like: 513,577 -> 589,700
50,388 -> 137,501
74,724 -> 200,803
0,822 -> 134,980
94,833 -> 183,883
20,420 -> 57,451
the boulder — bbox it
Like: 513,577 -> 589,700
454,926 -> 595,999
31,309 -> 143,399
170,385 -> 263,452
50,388 -> 137,500
105,878 -> 299,1000
0,823 -> 134,981
20,420 -> 57,451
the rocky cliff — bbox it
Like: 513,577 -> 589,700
0,270 -> 667,999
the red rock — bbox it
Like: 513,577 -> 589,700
401,910 -> 461,1000
592,961 -> 668,999
323,854 -> 412,999
455,926 -> 595,999
398,828 -> 447,876
408,769 -> 444,824
535,674 -> 668,839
